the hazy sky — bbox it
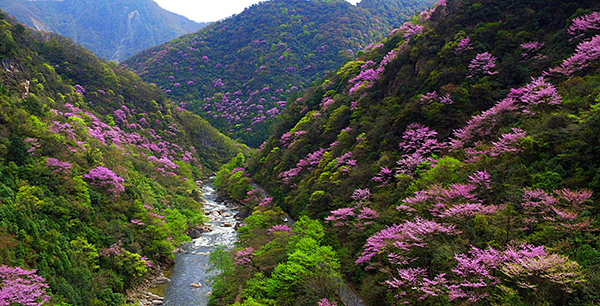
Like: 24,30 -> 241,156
153,0 -> 361,23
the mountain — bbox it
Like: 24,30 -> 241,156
0,10 -> 246,305
211,0 -> 600,305
0,0 -> 207,62
358,0 -> 434,27
123,0 -> 436,147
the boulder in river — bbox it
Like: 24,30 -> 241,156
187,228 -> 202,239
198,224 -> 213,233
221,223 -> 233,227
190,282 -> 202,288
222,212 -> 232,217
234,209 -> 252,221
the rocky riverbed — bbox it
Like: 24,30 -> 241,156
131,180 -> 241,306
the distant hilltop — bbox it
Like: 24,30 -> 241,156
0,0 -> 208,61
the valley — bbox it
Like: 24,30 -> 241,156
1,0 -> 600,305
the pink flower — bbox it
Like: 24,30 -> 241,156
568,12 -> 600,37
352,188 -> 371,202
468,170 -> 491,189
45,158 -> 71,175
325,208 -> 355,227
267,224 -> 291,234
317,298 -> 337,306
490,128 -> 526,156
468,52 -> 498,77
0,265 -> 50,306
455,37 -> 473,55
140,256 -> 153,269
82,166 -> 125,198
397,22 -> 424,41
435,203 -> 503,220
399,123 -> 443,155
548,35 -> 600,76
521,41 -> 545,51
131,219 -> 145,225
372,167 -> 394,187
356,217 -> 459,265
452,96 -> 517,148
234,247 -> 254,265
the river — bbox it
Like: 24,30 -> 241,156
159,182 -> 239,306
151,181 -> 366,306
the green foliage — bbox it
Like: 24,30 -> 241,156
0,10 -> 246,305
290,216 -> 325,243
124,0 -> 436,146
0,0 -> 207,61
214,153 -> 251,202
210,200 -> 340,306
239,0 -> 600,305
208,245 -> 237,303
407,155 -> 464,193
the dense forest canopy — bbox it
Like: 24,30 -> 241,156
124,0 -> 436,147
3,0 -> 600,305
210,0 -> 600,305
0,10 -> 245,305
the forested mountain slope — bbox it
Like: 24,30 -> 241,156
123,0 -> 435,147
0,11 -> 246,305
358,0 -> 434,27
0,0 -> 206,62
213,0 -> 600,305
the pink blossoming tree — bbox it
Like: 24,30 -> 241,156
468,52 -> 498,77
83,166 -> 125,198
0,265 -> 50,306
455,36 -> 473,55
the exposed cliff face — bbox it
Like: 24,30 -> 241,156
0,0 -> 208,61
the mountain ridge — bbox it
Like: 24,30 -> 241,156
0,0 -> 207,62
209,0 -> 600,304
0,10 -> 246,305
123,0 -> 436,147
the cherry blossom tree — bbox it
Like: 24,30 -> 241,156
490,128 -> 527,156
450,97 -> 517,149
468,170 -> 491,189
521,41 -> 545,59
234,247 -> 255,265
317,298 -> 337,306
372,167 -> 394,187
355,217 -> 459,266
396,22 -> 424,41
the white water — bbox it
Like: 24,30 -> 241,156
161,183 -> 239,305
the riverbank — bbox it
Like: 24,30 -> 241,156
124,178 -> 240,306
134,182 -> 240,306
125,266 -> 171,305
